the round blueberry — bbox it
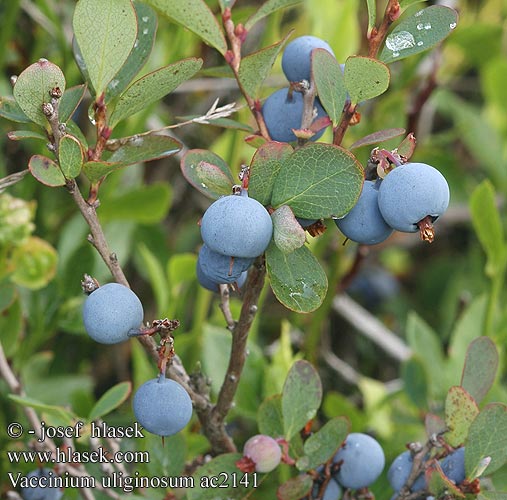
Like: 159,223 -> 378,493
82,282 -> 144,344
333,433 -> 385,489
388,450 -> 426,492
197,244 -> 253,284
282,35 -> 335,83
243,434 -> 282,473
262,88 -> 328,143
21,468 -> 62,500
200,192 -> 273,258
133,374 -> 193,437
335,180 -> 393,244
312,477 -> 343,500
440,447 -> 465,485
377,163 -> 450,233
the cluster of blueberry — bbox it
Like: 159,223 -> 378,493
81,282 -> 193,437
335,162 -> 450,245
196,187 -> 273,292
262,35 -> 334,142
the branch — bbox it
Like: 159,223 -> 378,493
368,0 -> 401,59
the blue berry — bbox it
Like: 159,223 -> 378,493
133,374 -> 192,437
262,88 -> 328,143
82,282 -> 144,344
197,244 -> 253,284
377,163 -> 450,233
335,180 -> 393,244
200,191 -> 273,258
282,35 -> 335,83
312,477 -> 343,500
440,447 -> 465,485
388,451 -> 425,492
243,434 -> 282,473
21,468 -> 62,500
333,433 -> 385,489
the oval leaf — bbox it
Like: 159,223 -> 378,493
238,31 -> 293,98
249,141 -> 293,205
110,58 -> 203,127
29,155 -> 66,187
73,0 -> 138,95
271,143 -> 364,219
271,205 -> 306,254
245,0 -> 303,30
58,134 -> 84,179
344,56 -> 390,104
277,474 -> 313,500
181,149 -> 234,199
266,242 -> 328,313
282,360 -> 323,440
461,336 -> 499,404
13,59 -> 66,126
89,381 -> 132,421
445,386 -> 479,448
297,416 -> 349,471
465,404 -> 507,478
7,130 -> 47,142
0,97 -> 31,123
313,48 -> 348,124
146,0 -> 227,55
380,6 -> 458,63
105,1 -> 158,101
8,395 -> 75,427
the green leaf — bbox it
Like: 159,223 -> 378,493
245,0 -> 303,30
312,48 -> 348,124
138,243 -> 170,316
426,462 -> 465,498
105,2 -> 158,101
258,394 -> 285,438
99,183 -> 172,224
58,134 -> 83,179
8,395 -> 76,426
266,243 -> 328,313
7,130 -> 47,142
277,474 -> 313,500
445,386 -> 480,447
296,416 -> 349,471
366,0 -> 376,35
344,56 -> 390,104
461,337 -> 499,404
146,0 -> 227,55
73,0 -> 138,95
401,355 -> 429,409
349,128 -> 406,150
83,134 -> 182,182
28,155 -> 66,187
188,453 -> 255,499
0,97 -> 31,123
479,493 -> 507,500
238,32 -> 292,98
282,360 -> 322,440
59,84 -> 87,123
109,58 -> 203,127
249,141 -> 293,205
13,59 -> 66,126
181,149 -> 234,199
271,143 -> 364,219
465,403 -> 507,478
11,237 -> 58,290
470,180 -> 507,277
271,205 -> 306,254
88,381 -> 131,421
380,6 -> 458,63
0,280 -> 17,313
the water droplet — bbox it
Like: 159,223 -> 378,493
449,22 -> 457,29
386,31 -> 416,51
417,41 -> 424,46
109,79 -> 120,90
142,16 -> 149,22
142,28 -> 148,35
38,57 -> 48,64
134,39 -> 139,48
392,51 -> 400,58
417,23 -> 424,30
424,22 -> 432,30
201,182 -> 208,189
415,9 -> 424,17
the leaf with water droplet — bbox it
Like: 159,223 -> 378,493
181,149 -> 234,199
344,56 -> 390,104
380,6 -> 458,63
73,0 -> 138,96
271,205 -> 306,254
109,58 -> 203,127
282,360 -> 322,440
13,59 -> 66,126
271,143 -> 364,219
28,155 -> 66,187
266,241 -> 327,313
